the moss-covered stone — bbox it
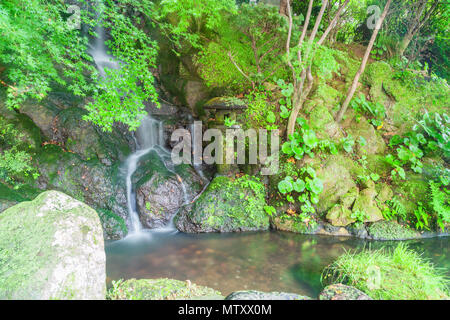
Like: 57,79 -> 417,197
347,116 -> 386,156
35,144 -> 128,240
352,186 -> 384,223
368,221 -> 420,240
376,183 -> 393,203
391,173 -> 429,215
271,216 -> 320,234
175,175 -> 269,233
315,155 -> 357,214
0,191 -> 106,299
319,284 -> 372,300
225,290 -> 311,300
107,278 -> 222,300
326,205 -> 354,227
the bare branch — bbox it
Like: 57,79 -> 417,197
227,51 -> 255,89
318,0 -> 350,45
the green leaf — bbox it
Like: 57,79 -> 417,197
278,179 -> 293,194
309,178 -> 323,195
280,105 -> 290,119
266,111 -> 276,124
293,179 -> 306,193
303,129 -> 318,149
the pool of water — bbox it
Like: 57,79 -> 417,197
106,230 -> 450,297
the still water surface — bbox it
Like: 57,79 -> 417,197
106,231 -> 449,297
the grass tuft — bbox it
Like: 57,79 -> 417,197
321,243 -> 449,300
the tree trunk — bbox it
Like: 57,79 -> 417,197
397,31 -> 415,57
335,0 -> 392,123
279,0 -> 289,16
395,0 -> 439,57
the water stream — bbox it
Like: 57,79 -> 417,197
90,12 -> 449,297
106,232 -> 450,297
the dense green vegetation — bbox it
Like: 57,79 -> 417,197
0,0 -> 449,301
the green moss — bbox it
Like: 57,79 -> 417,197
0,191 -> 102,299
391,173 -> 429,214
271,216 -> 319,234
368,221 -> 420,240
176,175 -> 269,232
363,61 -> 450,133
97,208 -> 127,236
322,244 -> 449,300
107,278 -> 223,300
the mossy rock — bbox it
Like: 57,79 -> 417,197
347,116 -> 386,155
58,107 -> 131,164
352,186 -> 384,223
225,290 -> 311,300
35,144 -> 128,240
363,61 -> 392,105
375,183 -> 393,203
368,221 -> 420,240
366,154 -> 391,176
0,191 -> 106,299
108,278 -> 222,300
315,155 -> 357,214
391,173 -> 429,215
271,216 -> 320,234
319,284 -> 372,300
175,175 -> 269,233
326,205 -> 355,227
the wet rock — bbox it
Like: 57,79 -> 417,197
136,171 -> 185,228
57,107 -> 131,165
225,290 -> 312,300
318,224 -> 351,237
135,151 -> 205,229
0,191 -> 106,299
108,278 -> 222,300
35,145 -> 128,240
175,175 -> 269,233
319,284 -> 372,300
271,216 -> 320,234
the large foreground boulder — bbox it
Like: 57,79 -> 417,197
0,191 -> 106,299
175,175 -> 269,233
107,278 -> 222,300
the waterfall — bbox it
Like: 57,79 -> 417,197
124,117 -> 161,234
89,8 -> 191,236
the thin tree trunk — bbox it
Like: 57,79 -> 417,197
318,0 -> 350,45
397,31 -> 415,57
396,0 -> 439,57
287,0 -> 329,138
279,0 -> 289,16
335,0 -> 392,123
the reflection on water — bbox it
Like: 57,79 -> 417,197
106,231 -> 449,297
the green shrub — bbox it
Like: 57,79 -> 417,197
321,244 -> 449,300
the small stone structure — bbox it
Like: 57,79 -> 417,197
203,97 -> 248,175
